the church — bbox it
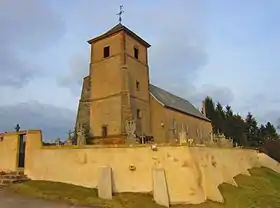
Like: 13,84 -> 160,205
75,22 -> 212,145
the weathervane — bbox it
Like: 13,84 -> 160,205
116,5 -> 124,23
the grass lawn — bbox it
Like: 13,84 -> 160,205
9,167 -> 280,208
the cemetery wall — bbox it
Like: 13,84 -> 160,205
2,130 -> 280,205
23,130 -> 262,204
0,132 -> 19,172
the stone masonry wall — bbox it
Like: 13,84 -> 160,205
22,130 -> 280,205
75,76 -> 91,133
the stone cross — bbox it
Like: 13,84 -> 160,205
15,124 -> 20,132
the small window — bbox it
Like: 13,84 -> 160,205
103,46 -> 110,58
136,81 -> 140,91
102,125 -> 108,137
134,47 -> 139,59
137,109 -> 142,119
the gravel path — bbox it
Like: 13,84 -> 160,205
0,187 -> 100,208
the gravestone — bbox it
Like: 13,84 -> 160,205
64,138 -> 72,146
187,138 -> 194,146
98,166 -> 113,200
153,168 -> 170,207
55,138 -> 61,146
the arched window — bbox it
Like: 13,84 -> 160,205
172,119 -> 177,134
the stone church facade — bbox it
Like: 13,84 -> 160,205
75,23 -> 212,144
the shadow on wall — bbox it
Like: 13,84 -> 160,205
259,139 -> 280,162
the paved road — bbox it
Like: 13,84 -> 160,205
0,188 -> 99,208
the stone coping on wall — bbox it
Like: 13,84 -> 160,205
2,129 -> 257,152
3,130 -> 41,136
41,143 -> 250,150
42,143 -> 186,149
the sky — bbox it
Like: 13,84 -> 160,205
0,0 -> 279,141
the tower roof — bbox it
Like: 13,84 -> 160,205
87,23 -> 151,48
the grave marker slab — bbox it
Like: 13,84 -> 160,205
98,166 -> 112,200
153,168 -> 170,207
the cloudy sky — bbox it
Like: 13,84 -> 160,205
0,0 -> 279,140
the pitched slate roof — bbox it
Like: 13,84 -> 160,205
149,84 -> 210,122
87,23 -> 151,47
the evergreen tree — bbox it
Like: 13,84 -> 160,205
265,122 -> 278,140
73,127 -> 78,145
202,96 -> 277,148
245,112 -> 260,147
231,114 -> 247,146
203,96 -> 218,134
224,105 -> 234,139
215,102 -> 225,134
259,124 -> 267,141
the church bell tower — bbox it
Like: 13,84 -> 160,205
85,18 -> 152,143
